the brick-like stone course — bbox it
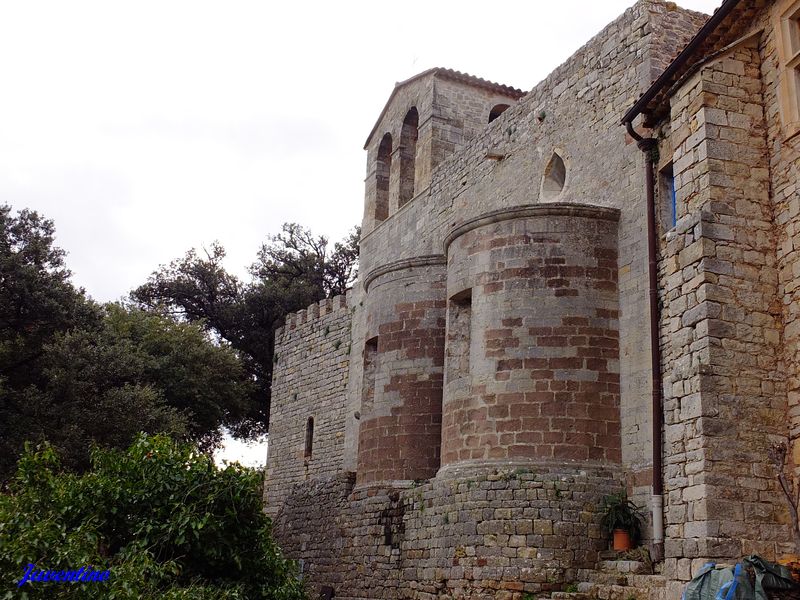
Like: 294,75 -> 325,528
358,264 -> 447,484
441,207 -> 622,469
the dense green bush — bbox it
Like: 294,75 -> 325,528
0,434 -> 305,599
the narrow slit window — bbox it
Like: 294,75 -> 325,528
361,337 -> 379,416
540,151 -> 566,200
304,417 -> 314,460
488,104 -> 510,123
660,163 -> 677,229
446,289 -> 472,384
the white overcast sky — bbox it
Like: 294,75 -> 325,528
1,0 -> 721,304
1,0 -> 720,466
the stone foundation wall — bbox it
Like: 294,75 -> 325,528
274,466 -> 624,600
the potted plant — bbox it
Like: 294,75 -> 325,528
600,492 -> 644,551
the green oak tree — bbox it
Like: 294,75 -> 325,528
0,206 -> 255,480
132,223 -> 360,433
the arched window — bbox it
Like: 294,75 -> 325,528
541,151 -> 567,200
488,104 -> 510,123
304,417 -> 314,460
399,107 -> 419,207
375,133 -> 392,222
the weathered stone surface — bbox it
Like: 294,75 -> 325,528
263,0 -> 799,597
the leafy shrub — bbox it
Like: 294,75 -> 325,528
0,434 -> 305,599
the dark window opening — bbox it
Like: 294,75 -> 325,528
541,151 -> 566,200
304,417 -> 314,460
488,104 -> 510,123
376,133 -> 392,222
660,163 -> 677,229
399,107 -> 419,207
446,289 -> 472,384
361,337 -> 379,416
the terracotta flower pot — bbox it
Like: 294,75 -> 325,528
778,555 -> 800,583
613,529 -> 633,551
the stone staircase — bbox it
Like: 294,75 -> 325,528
540,559 -> 667,600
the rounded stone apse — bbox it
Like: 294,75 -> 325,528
441,204 -> 622,474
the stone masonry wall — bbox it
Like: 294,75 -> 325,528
263,294 -> 352,517
763,0 -> 800,475
274,467 -> 623,600
357,264 -> 447,484
355,0 -> 708,525
362,74 -> 522,235
659,33 -> 792,593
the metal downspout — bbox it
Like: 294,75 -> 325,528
625,120 -> 664,561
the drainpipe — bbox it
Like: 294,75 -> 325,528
625,120 -> 664,562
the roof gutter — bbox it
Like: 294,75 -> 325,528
626,121 -> 665,561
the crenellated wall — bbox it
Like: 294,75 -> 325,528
263,294 -> 353,516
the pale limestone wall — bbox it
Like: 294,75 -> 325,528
764,1 -> 800,477
430,77 -> 522,169
263,294 -> 352,517
362,73 -> 523,235
659,19 -> 796,593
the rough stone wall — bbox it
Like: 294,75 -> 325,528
263,294 -> 352,516
764,0 -> 800,475
362,74 -> 522,235
363,77 -> 433,233
659,31 -> 792,592
431,77 -> 522,170
274,467 -> 623,600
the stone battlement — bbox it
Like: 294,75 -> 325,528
275,292 -> 350,338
